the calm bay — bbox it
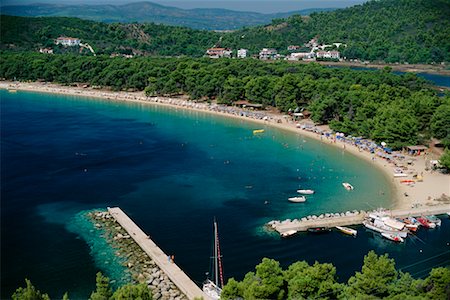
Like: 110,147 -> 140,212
1,90 -> 449,298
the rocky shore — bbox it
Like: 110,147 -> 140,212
88,210 -> 187,300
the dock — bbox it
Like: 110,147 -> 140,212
107,207 -> 207,300
269,205 -> 450,235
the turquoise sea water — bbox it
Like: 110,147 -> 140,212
1,90 -> 449,298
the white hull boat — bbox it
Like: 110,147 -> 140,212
297,189 -> 315,194
335,226 -> 357,236
342,182 -> 354,190
363,220 -> 408,238
381,232 -> 404,243
281,230 -> 297,238
288,196 -> 306,203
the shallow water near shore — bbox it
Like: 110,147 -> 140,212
1,90 -> 449,298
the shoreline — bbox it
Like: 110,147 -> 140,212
2,81 -> 449,211
292,60 -> 450,76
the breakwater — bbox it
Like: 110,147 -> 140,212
268,205 -> 450,236
89,209 -> 204,300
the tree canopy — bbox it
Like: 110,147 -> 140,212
1,52 -> 446,150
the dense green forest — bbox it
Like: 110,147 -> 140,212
0,15 -> 220,56
223,0 -> 450,63
1,0 -> 449,63
1,53 -> 448,149
12,252 -> 450,299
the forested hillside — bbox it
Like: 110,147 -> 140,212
223,0 -> 450,63
0,15 -> 219,56
1,53 -> 448,149
1,0 -> 449,63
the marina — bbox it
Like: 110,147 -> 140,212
268,205 -> 450,236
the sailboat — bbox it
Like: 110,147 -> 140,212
203,219 -> 224,300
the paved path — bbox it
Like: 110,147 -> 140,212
272,205 -> 450,235
108,207 -> 207,300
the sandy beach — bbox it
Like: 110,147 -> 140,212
2,81 -> 449,211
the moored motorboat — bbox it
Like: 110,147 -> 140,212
342,182 -> 354,190
288,196 -> 306,203
335,226 -> 357,236
253,129 -> 265,134
307,227 -> 331,234
297,189 -> 315,194
381,232 -> 404,243
363,220 -> 408,238
417,217 -> 436,229
425,215 -> 441,227
280,230 -> 297,238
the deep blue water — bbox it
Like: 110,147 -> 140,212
1,90 -> 449,299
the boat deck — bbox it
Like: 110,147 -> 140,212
270,205 -> 450,236
108,207 -> 207,300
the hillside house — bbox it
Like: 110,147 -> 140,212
287,45 -> 301,51
259,48 -> 277,60
237,49 -> 248,58
55,37 -> 81,46
206,47 -> 232,58
39,48 -> 54,54
288,52 -> 315,60
316,51 -> 340,59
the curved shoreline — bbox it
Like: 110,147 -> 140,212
2,81 -> 449,210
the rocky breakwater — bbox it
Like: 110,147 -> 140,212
88,210 -> 187,300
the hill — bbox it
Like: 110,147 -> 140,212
0,1 -> 334,30
0,15 -> 219,56
222,0 -> 450,63
1,0 -> 449,63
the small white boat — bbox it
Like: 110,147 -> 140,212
297,189 -> 315,194
281,230 -> 297,238
393,173 -> 408,177
342,182 -> 354,190
381,232 -> 404,243
288,196 -> 306,203
335,226 -> 357,236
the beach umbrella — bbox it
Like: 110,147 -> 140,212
381,142 -> 387,147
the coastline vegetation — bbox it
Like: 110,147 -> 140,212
1,0 -> 449,63
13,252 -> 450,299
1,53 -> 449,149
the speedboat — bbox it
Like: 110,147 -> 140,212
307,227 -> 331,234
280,230 -> 297,238
342,182 -> 354,190
425,215 -> 441,227
288,196 -> 306,203
417,217 -> 436,229
335,226 -> 357,236
297,189 -> 315,194
381,232 -> 404,243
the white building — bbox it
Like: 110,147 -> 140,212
259,48 -> 277,60
206,47 -> 232,58
288,52 -> 315,60
237,49 -> 248,58
316,51 -> 340,59
55,37 -> 81,46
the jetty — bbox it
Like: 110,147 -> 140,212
107,207 -> 207,300
268,205 -> 450,236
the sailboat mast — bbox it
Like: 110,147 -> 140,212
214,219 -> 219,286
